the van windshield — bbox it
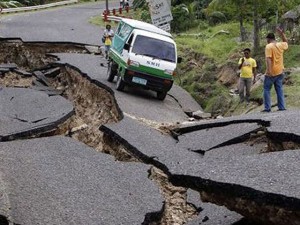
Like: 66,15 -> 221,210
131,35 -> 176,63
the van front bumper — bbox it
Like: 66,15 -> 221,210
124,70 -> 173,92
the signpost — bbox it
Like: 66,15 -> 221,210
146,0 -> 173,30
158,23 -> 171,32
105,0 -> 108,12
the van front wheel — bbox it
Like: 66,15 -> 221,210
107,61 -> 118,82
116,74 -> 125,91
157,91 -> 167,100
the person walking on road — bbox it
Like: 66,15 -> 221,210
262,28 -> 288,112
103,24 -> 114,59
238,48 -> 257,104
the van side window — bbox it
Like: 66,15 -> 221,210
127,34 -> 134,45
116,23 -> 123,35
124,34 -> 134,51
119,24 -> 132,39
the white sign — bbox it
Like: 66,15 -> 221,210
158,23 -> 171,32
147,0 -> 173,26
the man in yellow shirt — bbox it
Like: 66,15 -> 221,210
262,28 -> 288,112
238,48 -> 257,104
103,24 -> 114,59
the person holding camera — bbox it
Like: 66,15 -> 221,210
238,48 -> 257,104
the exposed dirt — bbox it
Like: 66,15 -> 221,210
102,132 -> 138,162
217,61 -> 239,88
50,66 -> 121,151
0,72 -> 33,87
0,41 -> 88,70
268,139 -> 300,152
200,191 -> 300,225
149,167 -> 199,225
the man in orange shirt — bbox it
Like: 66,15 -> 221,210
262,28 -> 288,112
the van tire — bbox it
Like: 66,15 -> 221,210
107,61 -> 118,82
116,74 -> 125,91
157,91 -> 167,100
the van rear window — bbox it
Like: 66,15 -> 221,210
132,35 -> 176,63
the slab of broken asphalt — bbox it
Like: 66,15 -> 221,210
176,123 -> 261,153
52,53 -> 202,123
0,136 -> 163,224
0,87 -> 74,141
176,110 -> 300,143
100,111 -> 300,223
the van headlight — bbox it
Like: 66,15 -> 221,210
164,69 -> 175,76
127,59 -> 140,67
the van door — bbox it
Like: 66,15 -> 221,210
112,22 -> 133,54
122,33 -> 134,61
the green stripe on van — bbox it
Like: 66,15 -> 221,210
131,64 -> 173,79
109,50 -> 173,80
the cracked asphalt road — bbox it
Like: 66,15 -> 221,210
0,1 -> 300,225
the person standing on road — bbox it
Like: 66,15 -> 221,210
262,28 -> 288,112
238,48 -> 257,104
120,0 -> 124,8
124,0 -> 129,8
103,24 -> 114,59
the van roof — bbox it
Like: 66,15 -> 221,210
121,18 -> 172,38
133,29 -> 176,45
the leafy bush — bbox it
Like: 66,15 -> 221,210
207,11 -> 227,25
171,4 -> 198,32
0,0 -> 64,7
0,0 -> 23,7
140,9 -> 151,23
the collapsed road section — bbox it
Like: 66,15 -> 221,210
1,40 -> 300,225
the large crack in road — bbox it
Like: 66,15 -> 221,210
1,40 -> 300,225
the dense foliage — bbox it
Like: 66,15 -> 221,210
0,0 -> 61,7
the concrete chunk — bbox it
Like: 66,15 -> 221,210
0,63 -> 17,70
44,67 -> 61,78
33,71 -> 51,86
14,69 -> 32,77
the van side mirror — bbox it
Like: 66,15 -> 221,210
177,57 -> 182,64
124,43 -> 130,51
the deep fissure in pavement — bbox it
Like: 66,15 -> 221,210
2,41 -> 300,225
199,191 -> 300,225
173,120 -> 300,154
149,167 -> 199,224
0,40 -> 88,70
49,66 -> 121,151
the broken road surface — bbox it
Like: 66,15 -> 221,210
0,1 -> 300,225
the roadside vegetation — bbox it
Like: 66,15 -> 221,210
0,0 -> 65,8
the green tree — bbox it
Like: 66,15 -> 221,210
207,0 -> 252,41
207,0 -> 300,54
